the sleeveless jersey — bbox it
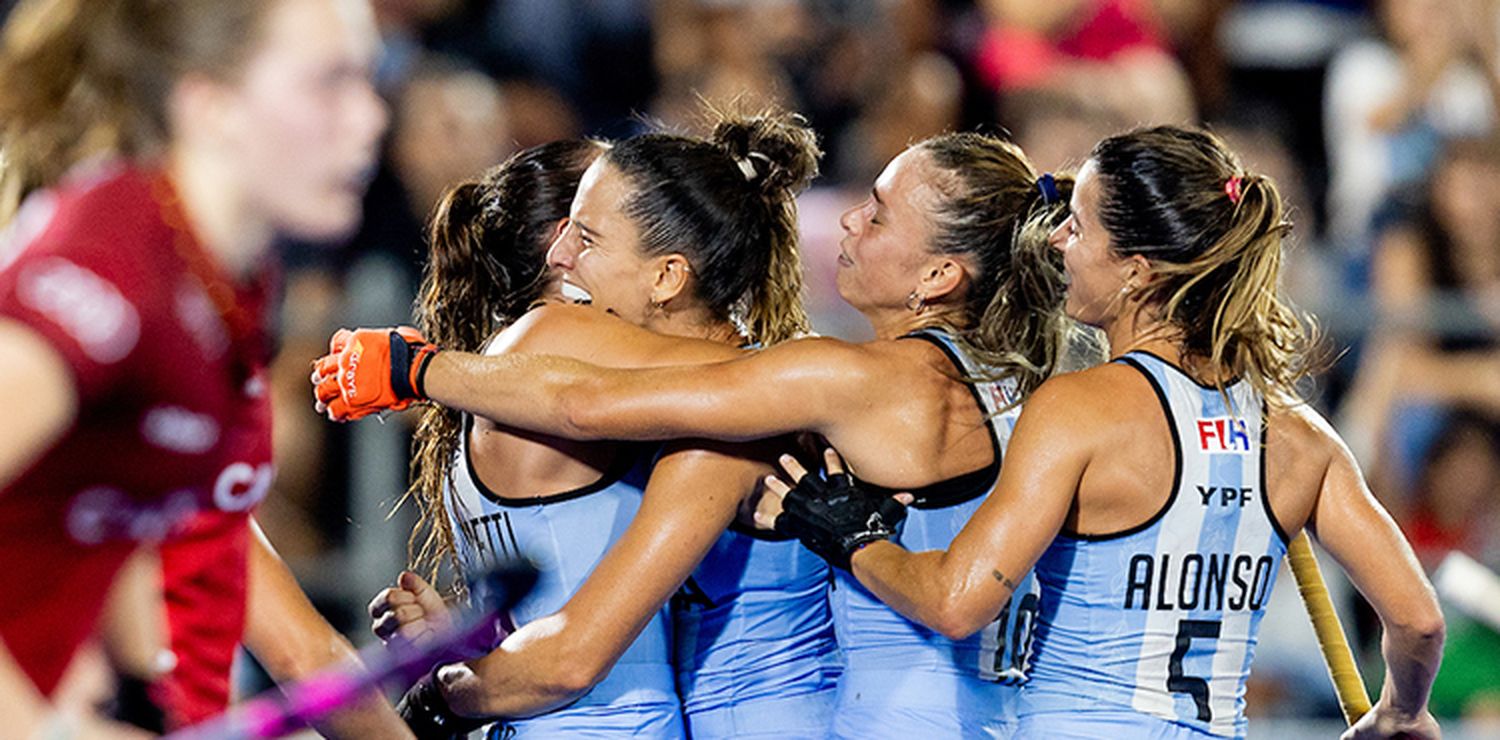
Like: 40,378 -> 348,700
446,420 -> 683,738
1019,351 -> 1289,739
671,520 -> 840,738
830,329 -> 1038,738
0,163 -> 273,703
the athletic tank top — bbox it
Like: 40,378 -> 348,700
831,330 -> 1038,721
671,518 -> 840,734
446,418 -> 682,737
1020,351 -> 1289,738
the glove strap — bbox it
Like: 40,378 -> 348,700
388,332 -> 438,402
396,668 -> 488,739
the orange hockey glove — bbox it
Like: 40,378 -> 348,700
316,327 -> 438,421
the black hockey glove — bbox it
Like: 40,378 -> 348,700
774,470 -> 906,570
396,667 -> 489,740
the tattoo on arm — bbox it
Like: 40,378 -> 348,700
991,569 -> 1018,592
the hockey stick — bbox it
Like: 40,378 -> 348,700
167,560 -> 538,740
1286,533 -> 1372,725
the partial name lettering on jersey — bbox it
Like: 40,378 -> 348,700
1195,416 -> 1252,453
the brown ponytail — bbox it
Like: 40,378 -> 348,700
919,133 -> 1072,400
405,140 -> 604,583
1090,126 -> 1320,404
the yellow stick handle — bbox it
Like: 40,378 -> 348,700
1287,532 -> 1373,725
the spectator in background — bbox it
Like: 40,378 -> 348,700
1338,136 -> 1500,500
1324,0 -> 1500,244
976,0 -> 1196,128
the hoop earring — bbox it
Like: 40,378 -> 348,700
905,291 -> 926,313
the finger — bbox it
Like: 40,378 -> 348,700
764,473 -> 792,497
894,493 -> 915,506
776,454 -> 809,484
315,378 -> 341,405
400,571 -> 449,621
314,353 -> 339,379
371,611 -> 402,641
329,328 -> 353,354
367,588 -> 410,619
754,486 -> 786,530
822,447 -> 846,477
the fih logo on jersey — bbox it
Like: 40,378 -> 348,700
1196,416 -> 1252,453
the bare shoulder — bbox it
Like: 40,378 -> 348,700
1027,362 -> 1155,415
1266,401 -> 1344,467
488,304 -> 738,366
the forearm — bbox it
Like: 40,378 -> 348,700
1375,609 -> 1445,717
424,351 -> 626,441
852,542 -> 1006,639
245,528 -> 409,739
437,616 -> 599,719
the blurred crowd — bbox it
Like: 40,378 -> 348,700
7,0 -> 1491,728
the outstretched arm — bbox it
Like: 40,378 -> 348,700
433,441 -> 769,718
1302,415 -> 1444,739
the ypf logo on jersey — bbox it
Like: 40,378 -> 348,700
1196,416 -> 1252,453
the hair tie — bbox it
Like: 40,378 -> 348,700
1224,176 -> 1244,205
1036,173 -> 1060,205
734,151 -> 772,182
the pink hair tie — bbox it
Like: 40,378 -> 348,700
1224,176 -> 1244,205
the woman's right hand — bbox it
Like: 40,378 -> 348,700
1339,701 -> 1441,740
368,571 -> 454,648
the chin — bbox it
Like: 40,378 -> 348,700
281,202 -> 363,243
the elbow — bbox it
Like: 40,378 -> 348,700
926,596 -> 992,641
554,384 -> 604,440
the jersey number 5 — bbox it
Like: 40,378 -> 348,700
1168,618 -> 1222,722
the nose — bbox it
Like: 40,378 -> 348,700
545,220 -> 577,269
1047,217 -> 1070,253
838,202 -> 863,235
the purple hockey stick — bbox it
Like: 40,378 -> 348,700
167,561 -> 538,740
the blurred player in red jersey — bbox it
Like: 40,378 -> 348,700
0,0 -> 408,736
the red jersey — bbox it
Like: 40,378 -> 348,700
0,163 -> 273,704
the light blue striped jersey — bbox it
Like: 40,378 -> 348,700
1019,351 -> 1289,739
830,328 -> 1038,738
447,419 -> 683,738
671,523 -> 840,738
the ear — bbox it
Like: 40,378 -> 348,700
649,253 -> 694,306
167,72 -> 240,151
1122,253 -> 1154,289
916,257 -> 969,303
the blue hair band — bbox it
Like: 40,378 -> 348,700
1036,173 -> 1060,205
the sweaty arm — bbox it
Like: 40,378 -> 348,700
423,333 -> 874,444
846,376 -> 1089,639
243,521 -> 413,740
1302,413 -> 1444,736
436,441 -> 766,718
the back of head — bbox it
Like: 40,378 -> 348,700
918,132 -> 1073,398
409,138 -> 603,583
1089,125 -> 1316,401
605,106 -> 821,345
0,0 -> 271,220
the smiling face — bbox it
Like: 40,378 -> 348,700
1048,159 -> 1134,328
219,0 -> 387,242
834,147 -> 945,315
545,159 -> 660,324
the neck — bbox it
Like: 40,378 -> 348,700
1103,307 -> 1230,383
167,148 -> 273,281
645,305 -> 743,346
865,304 -> 966,341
